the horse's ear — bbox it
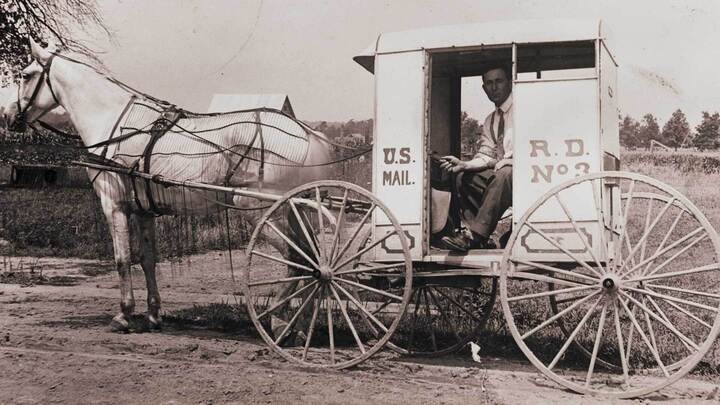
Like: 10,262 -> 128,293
29,38 -> 52,64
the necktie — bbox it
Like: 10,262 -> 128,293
496,108 -> 505,161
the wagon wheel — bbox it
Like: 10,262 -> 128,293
388,276 -> 497,357
242,180 -> 413,369
500,171 -> 720,398
547,190 -> 697,373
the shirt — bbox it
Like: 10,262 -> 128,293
474,94 -> 513,170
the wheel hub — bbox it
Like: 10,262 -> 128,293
600,274 -> 621,293
313,265 -> 333,281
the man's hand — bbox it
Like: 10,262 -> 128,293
439,155 -> 467,173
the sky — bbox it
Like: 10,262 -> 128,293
82,0 -> 720,126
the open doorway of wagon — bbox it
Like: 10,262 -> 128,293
427,46 -> 512,248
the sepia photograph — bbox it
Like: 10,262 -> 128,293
1,0 -> 720,403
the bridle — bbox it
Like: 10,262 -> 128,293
12,53 -> 62,132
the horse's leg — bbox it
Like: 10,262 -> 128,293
252,210 -> 316,345
101,199 -> 135,332
136,214 -> 161,330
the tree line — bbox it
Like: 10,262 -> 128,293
620,109 -> 720,151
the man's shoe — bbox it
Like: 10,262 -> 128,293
438,233 -> 496,252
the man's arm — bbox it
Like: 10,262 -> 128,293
440,113 -> 498,173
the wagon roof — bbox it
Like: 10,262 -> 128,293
354,19 -> 613,73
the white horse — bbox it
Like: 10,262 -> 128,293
3,40 -> 333,332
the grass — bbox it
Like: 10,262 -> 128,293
0,186 -> 252,260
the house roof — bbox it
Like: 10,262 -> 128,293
207,93 -> 295,117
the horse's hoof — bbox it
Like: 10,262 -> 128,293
109,316 -> 130,333
145,315 -> 162,332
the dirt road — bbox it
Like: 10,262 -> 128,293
1,254 -> 718,404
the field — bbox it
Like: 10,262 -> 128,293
1,151 -> 720,403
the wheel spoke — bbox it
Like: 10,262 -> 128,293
273,284 -> 320,345
371,297 -> 394,316
403,289 -> 422,352
620,291 -> 700,350
554,294 -> 590,305
640,208 -> 684,277
329,283 -> 366,354
335,262 -> 404,276
524,222 -> 602,278
256,280 -> 319,320
620,198 -> 675,275
334,275 -> 404,302
585,302 -> 608,387
591,179 -> 609,271
624,233 -> 707,280
621,227 -> 705,279
618,296 -> 670,377
427,288 -> 463,344
617,180 -> 637,267
248,275 -> 313,287
433,286 -> 488,324
332,280 -> 389,333
554,194 -> 605,275
652,293 -> 713,331
288,200 -> 323,266
329,189 -> 348,263
266,221 -> 321,269
625,301 -> 637,367
646,283 -> 720,301
630,263 -> 720,284
644,293 -> 697,352
625,286 -> 718,314
332,203 -> 376,267
422,289 -> 438,352
302,292 -> 322,361
641,296 -> 659,355
333,230 -> 398,271
251,250 -> 317,274
508,284 -> 595,303
623,232 -> 638,270
612,299 -> 631,386
640,198 -> 655,263
513,259 -> 598,284
315,187 -> 327,263
521,291 -> 600,340
548,295 -> 602,370
326,288 -> 335,364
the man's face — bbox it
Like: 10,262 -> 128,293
482,68 -> 512,106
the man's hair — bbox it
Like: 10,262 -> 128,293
482,63 -> 512,81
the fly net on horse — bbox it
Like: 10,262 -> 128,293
90,96 -> 320,215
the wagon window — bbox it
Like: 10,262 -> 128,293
515,40 -> 596,81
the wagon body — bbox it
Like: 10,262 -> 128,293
354,19 -> 620,264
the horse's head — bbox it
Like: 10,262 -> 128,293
1,82 -> 72,132
4,39 -> 62,132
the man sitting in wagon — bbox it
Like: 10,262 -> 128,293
433,64 -> 513,252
